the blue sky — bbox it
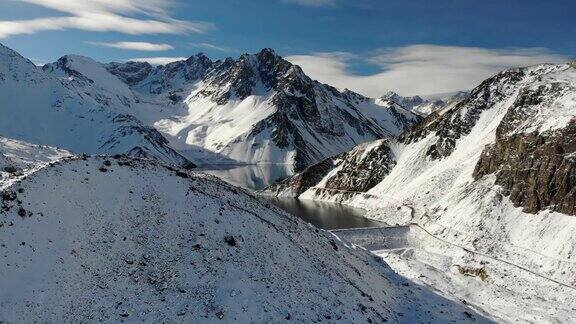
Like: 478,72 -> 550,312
1,0 -> 574,96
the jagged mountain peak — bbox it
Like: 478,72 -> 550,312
185,52 -> 212,65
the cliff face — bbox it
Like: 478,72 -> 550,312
263,158 -> 336,197
473,80 -> 576,215
474,122 -> 576,215
262,140 -> 396,197
323,140 -> 396,192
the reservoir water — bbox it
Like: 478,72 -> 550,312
198,164 -> 383,230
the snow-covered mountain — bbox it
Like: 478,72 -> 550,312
378,91 -> 468,116
0,44 -> 195,168
0,43 -> 420,170
105,49 -> 421,169
0,139 -> 486,322
263,62 -> 576,321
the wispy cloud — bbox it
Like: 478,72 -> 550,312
87,41 -> 174,51
0,0 -> 214,39
127,56 -> 187,65
281,0 -> 336,7
190,42 -> 234,53
287,45 -> 568,96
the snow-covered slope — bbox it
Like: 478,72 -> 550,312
263,62 -> 576,321
0,152 -> 485,322
106,49 -> 421,169
0,44 -> 194,168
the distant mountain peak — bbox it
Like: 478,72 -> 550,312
185,52 -> 212,66
379,90 -> 468,116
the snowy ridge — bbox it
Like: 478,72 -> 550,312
263,62 -> 576,322
0,152 -> 486,322
0,137 -> 71,175
0,44 -> 195,168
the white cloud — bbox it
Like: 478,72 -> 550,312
190,42 -> 233,53
281,0 -> 336,7
88,41 -> 174,51
287,45 -> 568,96
127,57 -> 187,65
0,0 -> 214,39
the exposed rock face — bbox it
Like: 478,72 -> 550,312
262,140 -> 396,197
324,141 -> 396,192
473,77 -> 576,216
400,69 -> 527,159
105,61 -> 153,86
474,122 -> 576,215
264,159 -> 336,197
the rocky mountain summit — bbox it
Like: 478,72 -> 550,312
105,48 -> 421,169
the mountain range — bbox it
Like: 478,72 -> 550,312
0,43 -> 420,171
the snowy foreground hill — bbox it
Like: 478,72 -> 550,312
0,43 -> 419,170
264,62 -> 576,321
0,139 -> 486,322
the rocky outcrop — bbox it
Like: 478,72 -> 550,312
262,140 -> 396,197
263,158 -> 336,196
105,61 -> 153,86
474,119 -> 576,215
473,71 -> 576,215
323,141 -> 396,192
